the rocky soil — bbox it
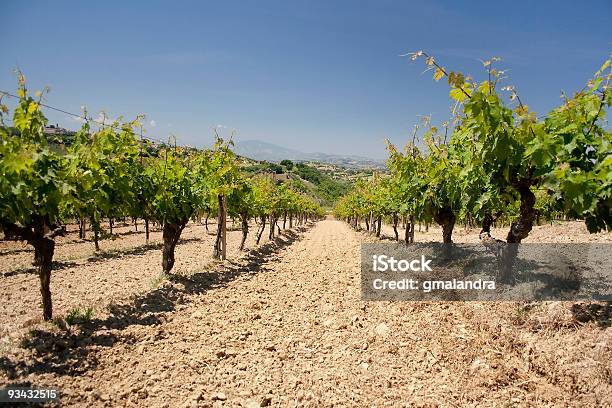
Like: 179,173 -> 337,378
1,219 -> 610,407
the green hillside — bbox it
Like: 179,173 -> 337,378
241,159 -> 352,208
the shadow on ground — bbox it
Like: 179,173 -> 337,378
0,247 -> 32,256
0,237 -> 200,279
86,237 -> 202,262
1,261 -> 79,278
0,224 -> 313,380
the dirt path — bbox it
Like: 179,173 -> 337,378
1,220 -> 610,407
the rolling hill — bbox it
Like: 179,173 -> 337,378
233,139 -> 386,170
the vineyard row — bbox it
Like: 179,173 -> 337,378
0,78 -> 325,321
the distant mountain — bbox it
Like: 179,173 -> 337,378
233,140 -> 305,162
233,139 -> 386,169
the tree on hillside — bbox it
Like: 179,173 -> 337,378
280,159 -> 294,170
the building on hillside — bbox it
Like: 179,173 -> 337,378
44,124 -> 76,136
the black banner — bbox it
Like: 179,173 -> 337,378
361,243 -> 612,301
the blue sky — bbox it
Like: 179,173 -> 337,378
1,0 -> 611,159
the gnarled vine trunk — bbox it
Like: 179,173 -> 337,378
506,182 -> 536,244
392,213 -> 399,241
256,215 -> 266,244
213,195 -> 227,260
2,216 -> 62,320
268,215 -> 276,240
500,181 -> 536,283
162,221 -> 186,274
35,236 -> 55,320
79,218 -> 86,239
90,216 -> 101,251
404,215 -> 415,245
480,180 -> 536,283
144,218 -> 150,245
239,213 -> 249,251
434,207 -> 455,244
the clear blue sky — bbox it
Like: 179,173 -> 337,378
1,0 -> 610,159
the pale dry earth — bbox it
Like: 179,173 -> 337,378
0,219 -> 610,407
0,220 -> 260,337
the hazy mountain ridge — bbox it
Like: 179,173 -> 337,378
234,140 -> 386,169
